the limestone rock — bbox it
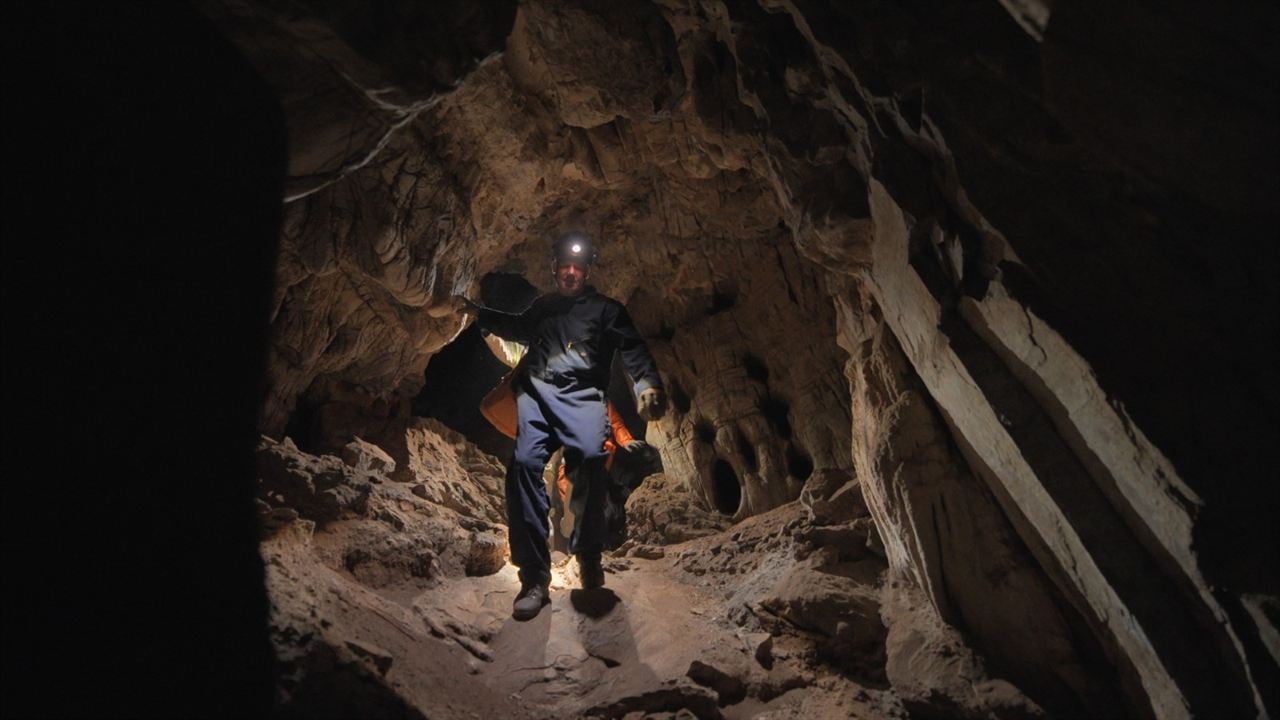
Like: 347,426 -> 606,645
257,436 -> 371,525
372,417 -> 505,524
583,680 -> 723,720
341,437 -> 396,477
760,556 -> 886,681
465,531 -> 505,577
261,516 -> 529,720
687,657 -> 748,706
881,582 -> 1044,720
798,469 -> 869,526
625,472 -> 730,545
257,430 -> 507,584
344,639 -> 394,677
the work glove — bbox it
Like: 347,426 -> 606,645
637,387 -> 667,421
451,294 -> 479,314
613,440 -> 662,491
427,294 -> 476,318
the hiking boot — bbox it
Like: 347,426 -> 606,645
578,555 -> 605,590
512,583 -> 550,621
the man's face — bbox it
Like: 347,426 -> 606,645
555,262 -> 588,296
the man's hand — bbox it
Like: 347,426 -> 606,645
451,294 -> 479,314
427,294 -> 477,318
637,388 -> 667,421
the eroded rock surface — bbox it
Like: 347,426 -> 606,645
256,431 -> 939,718
625,471 -> 731,545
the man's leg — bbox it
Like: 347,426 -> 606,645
507,387 -> 559,604
544,383 -> 612,587
566,453 -> 611,561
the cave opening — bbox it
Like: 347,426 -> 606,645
412,272 -> 540,459
711,458 -> 742,516
414,323 -> 514,458
479,271 -> 541,312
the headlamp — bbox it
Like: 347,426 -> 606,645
551,232 -> 596,271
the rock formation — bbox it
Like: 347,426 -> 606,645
154,1 -> 1280,717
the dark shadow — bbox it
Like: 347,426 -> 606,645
712,459 -> 742,515
941,310 -> 1258,718
707,288 -> 737,315
414,271 -> 538,457
567,596 -> 682,717
480,271 -> 540,312
668,379 -> 692,414
694,418 -> 717,444
3,4 -> 283,717
274,644 -> 421,720
785,443 -> 814,482
742,353 -> 770,384
735,428 -> 759,473
414,323 -> 514,457
759,394 -> 792,440
570,588 -> 623,618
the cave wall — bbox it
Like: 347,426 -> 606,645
834,283 -> 1124,717
198,0 -> 1277,716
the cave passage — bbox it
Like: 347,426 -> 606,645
414,324 -> 514,458
42,2 -> 1271,719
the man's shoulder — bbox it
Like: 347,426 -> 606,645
528,293 -> 563,311
581,288 -> 622,308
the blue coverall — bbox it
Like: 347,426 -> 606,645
476,288 -> 663,589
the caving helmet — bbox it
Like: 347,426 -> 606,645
551,231 -> 597,272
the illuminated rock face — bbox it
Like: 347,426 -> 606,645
203,1 -> 1276,717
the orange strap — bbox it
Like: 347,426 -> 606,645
479,357 -> 529,439
608,403 -> 634,448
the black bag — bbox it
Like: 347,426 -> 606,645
603,441 -> 662,549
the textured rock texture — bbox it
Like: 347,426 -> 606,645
255,429 -> 521,718
624,471 -> 731,545
256,431 -> 509,586
202,0 -> 1277,717
256,428 -> 989,718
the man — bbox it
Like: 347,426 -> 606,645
454,231 -> 667,620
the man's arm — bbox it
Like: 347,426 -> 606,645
603,301 -> 667,420
453,295 -> 535,344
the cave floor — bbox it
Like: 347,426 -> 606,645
398,518 -> 895,718
476,558 -> 762,717
265,476 -> 899,718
